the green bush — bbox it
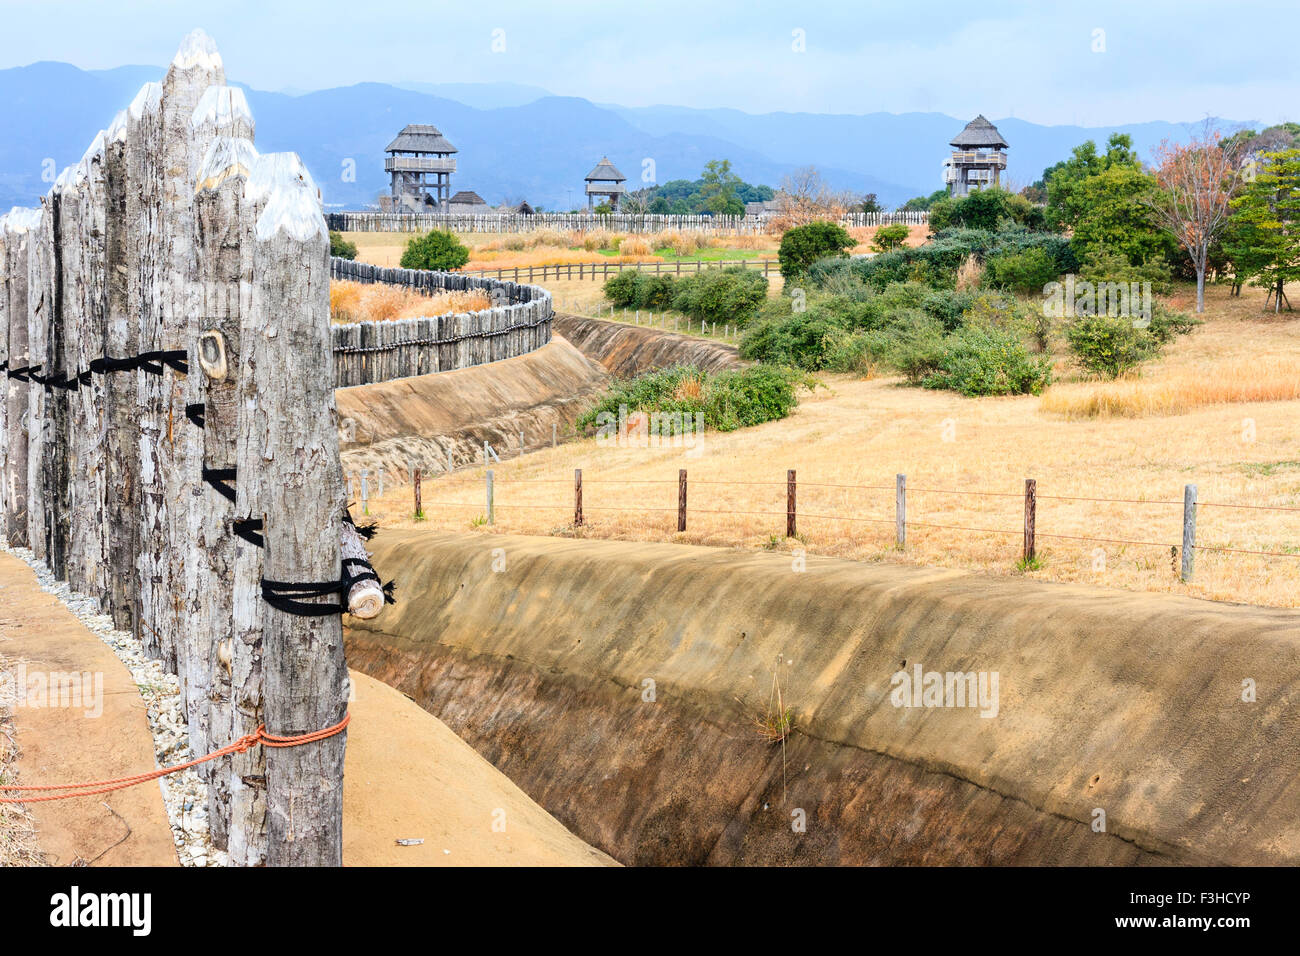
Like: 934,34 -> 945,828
639,273 -> 678,309
672,267 -> 768,325
400,229 -> 470,271
1065,314 -> 1154,378
921,326 -> 1053,396
778,221 -> 854,281
871,223 -> 909,253
576,364 -> 810,433
603,269 -> 640,307
329,231 -> 358,260
985,247 -> 1060,294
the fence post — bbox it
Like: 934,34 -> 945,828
678,469 -> 687,532
414,467 -> 422,518
1181,483 -> 1197,582
787,469 -> 797,538
446,446 -> 453,474
896,473 -> 906,548
574,468 -> 583,527
360,469 -> 369,514
1023,478 -> 1037,564
552,422 -> 558,447
486,468 -> 495,524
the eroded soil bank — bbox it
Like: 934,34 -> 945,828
346,530 -> 1300,866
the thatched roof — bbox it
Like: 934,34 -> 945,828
448,190 -> 486,205
584,157 -> 626,182
386,124 -> 457,154
949,115 -> 1007,149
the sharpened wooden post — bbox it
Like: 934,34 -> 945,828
678,469 -> 687,532
1023,478 -> 1037,564
896,473 -> 906,548
787,469 -> 797,538
486,468 -> 494,524
574,468 -> 583,527
1182,484 -> 1197,582
552,422 -> 557,447
413,467 -> 422,518
249,152 -> 346,868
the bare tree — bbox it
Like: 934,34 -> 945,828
1143,120 -> 1246,312
772,166 -> 852,230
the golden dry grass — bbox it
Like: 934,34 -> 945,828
361,282 -> 1300,609
329,279 -> 491,324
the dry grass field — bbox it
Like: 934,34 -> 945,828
357,281 -> 1300,609
329,278 -> 490,324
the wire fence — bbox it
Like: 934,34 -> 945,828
342,465 -> 1300,583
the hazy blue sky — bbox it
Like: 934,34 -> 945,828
0,0 -> 1293,125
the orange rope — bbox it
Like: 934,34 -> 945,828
0,713 -> 350,804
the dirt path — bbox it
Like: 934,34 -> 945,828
0,551 -> 176,866
343,670 -> 616,866
0,551 -> 611,868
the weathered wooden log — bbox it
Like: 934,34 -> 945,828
244,152 -> 347,866
340,518 -> 384,619
26,198 -> 57,565
190,133 -> 259,854
102,109 -> 138,629
1,209 -> 39,547
149,30 -> 226,679
0,215 -> 8,529
127,79 -> 165,658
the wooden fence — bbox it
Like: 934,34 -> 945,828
453,256 -> 778,284
326,210 -> 929,235
329,258 -> 553,386
0,30 -> 367,867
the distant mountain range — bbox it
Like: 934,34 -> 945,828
0,61 -> 1255,214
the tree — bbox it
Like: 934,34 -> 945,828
860,193 -> 882,214
900,188 -> 949,212
329,230 -> 357,260
1227,147 -> 1300,312
1143,123 -> 1246,312
871,223 -> 909,252
1044,133 -> 1143,232
1070,165 -> 1169,267
400,229 -> 470,271
700,159 -> 745,215
773,166 -> 855,229
778,220 -> 854,281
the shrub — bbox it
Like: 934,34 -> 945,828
1065,314 -> 1155,378
672,267 -> 768,325
576,364 -> 810,433
329,231 -> 358,260
921,326 -> 1053,396
871,223 -> 909,253
778,221 -> 854,280
985,247 -> 1060,294
603,270 -> 640,307
400,229 -> 470,271
639,273 -> 678,309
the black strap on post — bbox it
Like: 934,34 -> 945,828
185,403 -> 206,428
233,518 -> 264,548
202,467 -> 237,503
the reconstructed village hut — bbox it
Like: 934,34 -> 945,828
943,115 -> 1008,197
386,123 -> 458,210
584,157 -> 626,211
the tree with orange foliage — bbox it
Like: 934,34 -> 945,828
1143,121 -> 1246,312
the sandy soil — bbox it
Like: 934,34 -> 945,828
343,670 -> 615,867
0,551 -> 176,866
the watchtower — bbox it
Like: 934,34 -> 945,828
584,157 -> 626,211
386,124 -> 457,210
943,115 -> 1007,197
